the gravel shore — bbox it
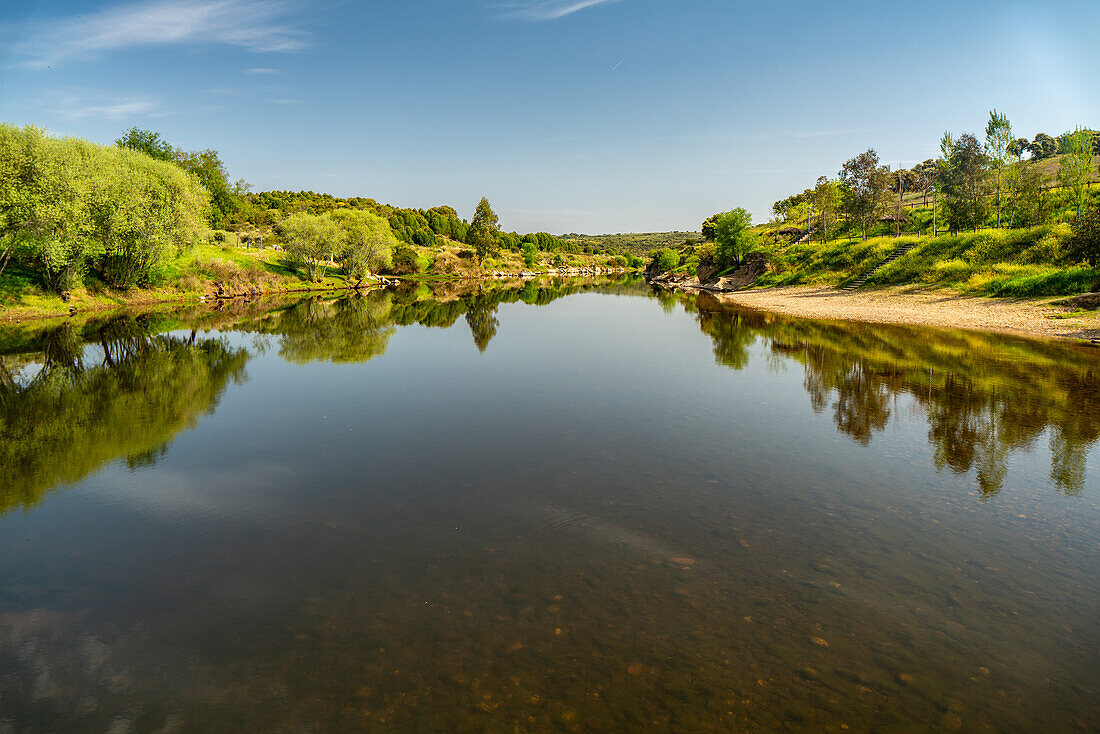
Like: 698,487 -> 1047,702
715,286 -> 1100,341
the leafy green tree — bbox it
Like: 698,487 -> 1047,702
283,212 -> 341,281
1028,133 -> 1057,160
1064,207 -> 1100,267
839,149 -> 891,240
701,213 -> 720,241
1,124 -> 208,291
521,240 -> 538,268
1057,128 -> 1096,217
115,126 -> 175,162
652,248 -> 680,272
984,109 -> 1015,227
1007,138 -> 1029,160
467,197 -> 500,263
330,209 -> 395,284
1014,163 -> 1050,226
940,133 -> 991,232
810,177 -> 840,243
712,208 -> 756,267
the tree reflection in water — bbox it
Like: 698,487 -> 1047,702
692,293 -> 1100,496
0,316 -> 249,515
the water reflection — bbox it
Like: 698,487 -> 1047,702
0,281 -> 1097,732
692,293 -> 1100,495
0,316 -> 248,515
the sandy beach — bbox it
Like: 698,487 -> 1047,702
715,286 -> 1100,341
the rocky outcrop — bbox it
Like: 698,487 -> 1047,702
647,252 -> 768,294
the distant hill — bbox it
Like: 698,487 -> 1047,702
560,231 -> 701,255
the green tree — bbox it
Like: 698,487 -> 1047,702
984,109 -> 1015,227
810,177 -> 840,243
1057,128 -> 1095,217
701,213 -> 720,241
651,248 -> 680,272
115,126 -> 175,162
940,133 -> 990,232
521,240 -> 538,268
467,197 -> 500,263
1064,207 -> 1100,267
283,212 -> 341,281
1,124 -> 208,291
712,208 -> 756,267
1028,133 -> 1057,160
330,209 -> 395,284
839,149 -> 891,240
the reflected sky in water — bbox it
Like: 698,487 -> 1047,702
1,279 -> 1098,732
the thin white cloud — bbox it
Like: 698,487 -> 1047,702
13,0 -> 306,69
499,0 -> 624,22
245,67 -> 278,74
45,91 -> 158,120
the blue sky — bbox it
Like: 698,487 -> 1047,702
1,0 -> 1098,233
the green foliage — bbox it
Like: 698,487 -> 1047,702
330,209 -> 395,282
0,317 -> 248,515
283,210 -> 395,282
282,213 -> 341,281
652,248 -> 681,272
712,208 -> 756,268
1,124 -> 208,291
1057,129 -> 1096,217
1028,133 -> 1058,160
389,245 -> 422,275
115,126 -> 175,163
940,133 -> 991,232
839,149 -> 891,239
1065,208 -> 1100,267
521,240 -> 538,268
467,197 -> 500,263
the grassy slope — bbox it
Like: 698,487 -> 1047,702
754,224 -> 1099,297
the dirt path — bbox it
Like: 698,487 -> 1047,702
715,286 -> 1100,341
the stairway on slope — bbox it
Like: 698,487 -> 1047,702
841,242 -> 916,291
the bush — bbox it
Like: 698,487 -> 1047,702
521,241 -> 538,268
652,248 -> 680,272
1065,208 -> 1100,267
388,245 -> 421,275
0,124 -> 208,291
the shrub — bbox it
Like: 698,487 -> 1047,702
1065,208 -> 1100,267
388,245 -> 421,275
652,248 -> 680,272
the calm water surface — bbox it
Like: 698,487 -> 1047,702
1,279 -> 1098,732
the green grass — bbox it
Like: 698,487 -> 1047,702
754,224 -> 1099,297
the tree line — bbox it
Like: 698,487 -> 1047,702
768,112 -> 1098,242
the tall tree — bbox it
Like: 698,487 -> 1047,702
712,208 -> 756,267
839,149 -> 891,240
1028,133 -> 1057,160
810,177 -> 839,243
939,133 -> 991,232
984,109 -> 1014,227
467,197 -> 500,264
1057,128 -> 1096,217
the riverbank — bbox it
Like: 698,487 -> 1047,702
713,285 -> 1100,341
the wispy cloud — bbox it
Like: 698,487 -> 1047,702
498,0 -> 624,22
245,67 -> 278,74
42,90 -> 159,120
13,0 -> 306,68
